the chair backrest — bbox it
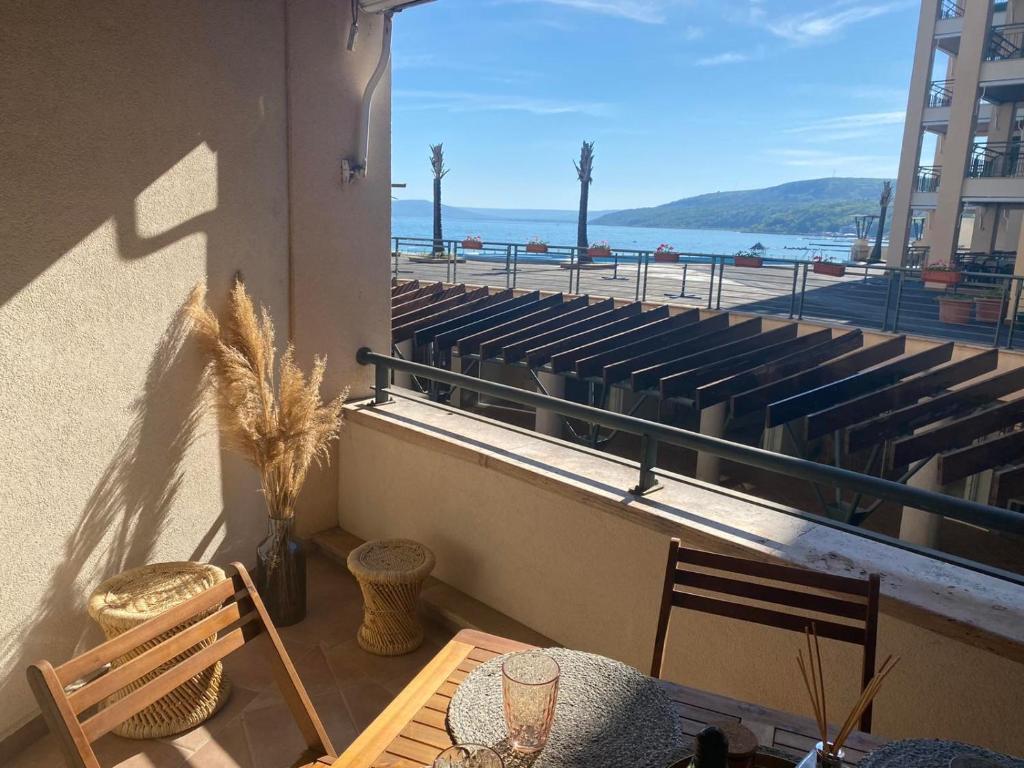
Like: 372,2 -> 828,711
652,539 -> 880,733
27,562 -> 334,768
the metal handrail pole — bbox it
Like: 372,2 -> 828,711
789,263 -> 799,319
995,277 -> 1011,348
707,257 -> 717,309
797,263 -> 808,320
892,270 -> 906,333
356,348 -> 1024,536
1009,277 -> 1022,349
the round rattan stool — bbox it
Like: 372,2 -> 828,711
347,539 -> 435,656
88,562 -> 231,739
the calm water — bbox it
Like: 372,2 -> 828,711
392,214 -> 852,260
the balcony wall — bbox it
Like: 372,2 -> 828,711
338,396 -> 1024,755
0,0 -> 390,748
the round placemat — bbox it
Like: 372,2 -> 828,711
860,740 -> 1024,768
448,648 -> 687,768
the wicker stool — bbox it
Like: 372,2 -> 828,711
347,539 -> 435,656
88,562 -> 231,739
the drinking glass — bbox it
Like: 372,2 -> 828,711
501,651 -> 560,753
432,744 -> 504,768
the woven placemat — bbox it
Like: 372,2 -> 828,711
859,739 -> 1024,768
448,648 -> 687,768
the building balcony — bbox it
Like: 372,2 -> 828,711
922,99 -> 992,135
910,165 -> 941,208
963,141 -> 1024,202
938,0 -> 964,20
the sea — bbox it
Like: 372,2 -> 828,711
391,214 -> 854,261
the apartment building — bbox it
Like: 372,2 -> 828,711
890,0 -> 1024,276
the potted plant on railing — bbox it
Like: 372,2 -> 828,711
921,262 -> 962,286
587,240 -> 612,259
974,289 -> 1005,323
734,249 -> 763,268
937,292 -> 973,324
526,236 -> 549,254
462,234 -> 484,249
188,281 -> 347,627
654,243 -> 680,263
812,253 -> 846,277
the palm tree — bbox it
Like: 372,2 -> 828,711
869,180 -> 893,263
430,144 -> 449,257
575,141 -> 595,253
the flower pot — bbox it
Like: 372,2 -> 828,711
734,255 -> 763,268
654,251 -> 680,263
975,296 -> 1004,323
462,239 -> 483,250
256,517 -> 306,627
813,262 -> 846,277
587,247 -> 611,258
526,244 -> 549,254
922,269 -> 961,286
938,297 -> 972,325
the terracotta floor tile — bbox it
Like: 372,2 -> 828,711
92,732 -> 192,768
5,734 -> 64,768
321,630 -> 447,691
157,686 -> 260,753
338,679 -> 395,733
183,720 -> 253,768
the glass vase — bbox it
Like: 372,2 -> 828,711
256,516 -> 306,627
796,742 -> 846,768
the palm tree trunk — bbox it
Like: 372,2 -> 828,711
433,176 -> 443,256
870,203 -> 887,262
577,182 -> 589,252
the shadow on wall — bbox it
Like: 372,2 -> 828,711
0,300 -> 254,711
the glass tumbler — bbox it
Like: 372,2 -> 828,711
432,744 -> 504,768
501,651 -> 560,753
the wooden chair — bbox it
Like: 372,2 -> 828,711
651,539 -> 881,733
27,562 -> 335,768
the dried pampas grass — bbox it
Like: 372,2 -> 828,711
188,280 -> 348,520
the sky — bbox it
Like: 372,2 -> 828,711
390,0 -> 921,210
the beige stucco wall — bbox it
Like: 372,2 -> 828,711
0,0 -> 390,742
339,401 -> 1024,755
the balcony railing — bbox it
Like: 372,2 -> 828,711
914,165 -> 941,192
939,0 -> 964,19
968,141 -> 1024,178
358,348 -> 1024,588
927,79 -> 954,108
987,23 -> 1024,60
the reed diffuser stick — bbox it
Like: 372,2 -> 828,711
796,623 -> 901,757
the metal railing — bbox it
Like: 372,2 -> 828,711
939,0 -> 964,19
914,165 -> 941,192
928,79 -> 954,108
357,348 -> 1024,586
987,23 -> 1024,60
968,141 -> 1024,178
392,236 -> 1024,349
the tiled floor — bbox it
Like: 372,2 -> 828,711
11,551 -> 453,768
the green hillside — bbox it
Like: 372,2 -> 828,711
592,177 -> 894,236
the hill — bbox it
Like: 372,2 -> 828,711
591,178 -> 893,236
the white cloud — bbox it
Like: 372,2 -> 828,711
786,111 -> 905,133
766,148 -> 897,176
760,2 -> 913,44
506,0 -> 683,24
681,25 -> 704,40
695,51 -> 750,66
394,89 -> 610,117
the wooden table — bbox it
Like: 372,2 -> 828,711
331,629 -> 884,768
